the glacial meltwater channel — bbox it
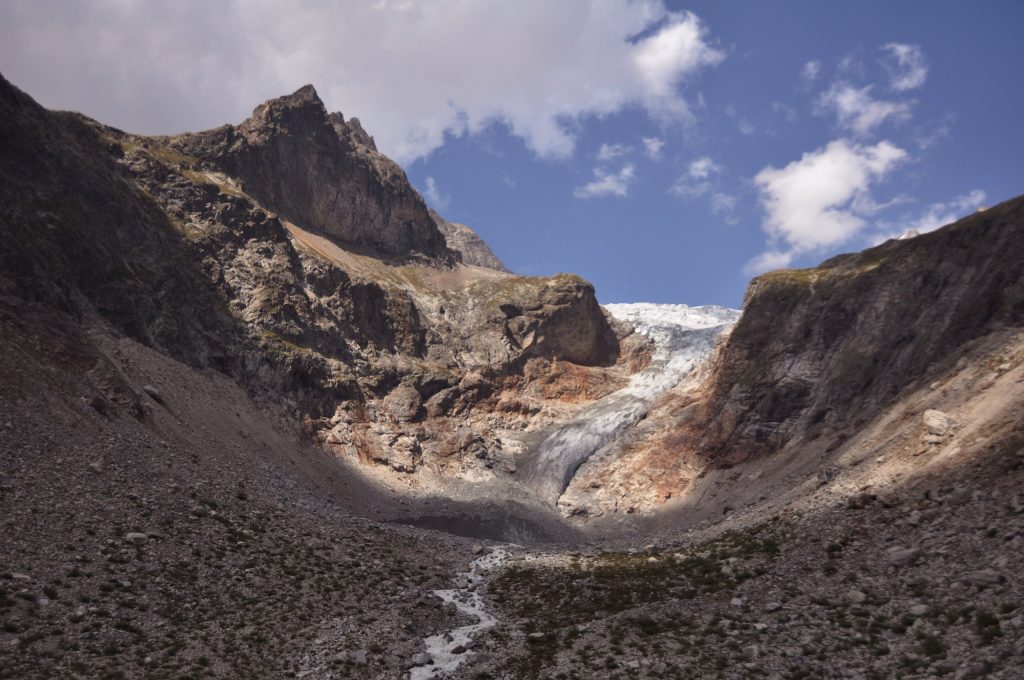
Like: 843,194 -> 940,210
523,303 -> 741,504
408,547 -> 512,679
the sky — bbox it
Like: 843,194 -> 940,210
2,1 -> 1023,308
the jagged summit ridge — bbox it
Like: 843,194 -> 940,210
171,84 -> 454,260
429,209 -> 509,272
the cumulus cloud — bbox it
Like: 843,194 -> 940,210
642,136 -> 665,160
422,176 -> 449,210
816,84 -> 913,136
597,143 -> 632,161
747,139 -> 907,273
574,164 -> 636,199
881,43 -> 928,91
0,2 -> 723,164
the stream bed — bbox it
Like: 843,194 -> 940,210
408,547 -> 512,679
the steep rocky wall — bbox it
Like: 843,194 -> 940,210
0,73 -> 632,482
430,209 -> 509,272
697,196 -> 1024,464
171,85 -> 452,260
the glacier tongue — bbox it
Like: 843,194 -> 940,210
524,303 -> 741,504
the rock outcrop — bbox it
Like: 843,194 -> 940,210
694,197 -> 1024,465
171,85 -> 453,261
430,209 -> 509,272
0,73 -> 633,485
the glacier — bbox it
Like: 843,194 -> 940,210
523,303 -> 741,504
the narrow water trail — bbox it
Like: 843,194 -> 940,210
408,547 -> 512,679
523,303 -> 741,504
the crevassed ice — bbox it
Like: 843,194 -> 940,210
525,303 -> 741,503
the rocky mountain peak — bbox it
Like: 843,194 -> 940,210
237,84 -> 331,139
429,209 -> 509,272
172,85 -> 454,261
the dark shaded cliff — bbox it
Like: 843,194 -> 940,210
698,196 -> 1024,463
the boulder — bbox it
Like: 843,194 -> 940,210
922,409 -> 951,435
383,384 -> 423,422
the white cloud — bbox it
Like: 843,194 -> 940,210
671,157 -> 736,222
422,176 -> 449,209
837,53 -> 866,79
710,192 -> 739,224
671,179 -> 710,198
688,156 -> 721,179
816,84 -> 913,136
642,136 -> 665,160
875,190 -> 986,242
744,250 -> 793,275
0,3 -> 726,165
881,43 -> 928,91
801,60 -> 821,83
632,11 -> 725,122
909,189 -> 987,232
574,164 -> 636,199
737,119 -> 755,135
710,192 -> 737,214
750,139 -> 907,266
670,156 -> 719,197
597,143 -> 632,161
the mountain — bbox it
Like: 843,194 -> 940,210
3,71 -> 1024,679
555,197 -> 1024,528
429,209 -> 510,272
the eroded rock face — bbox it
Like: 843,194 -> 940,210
171,85 -> 452,260
430,209 -> 509,272
692,199 -> 1024,465
0,73 -> 634,481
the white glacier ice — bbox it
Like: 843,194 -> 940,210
523,302 -> 741,504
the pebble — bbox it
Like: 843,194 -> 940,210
846,590 -> 867,604
886,546 -> 922,566
966,568 -> 1001,587
124,532 -> 149,546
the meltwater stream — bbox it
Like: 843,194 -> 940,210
524,303 -> 741,504
408,547 -> 512,680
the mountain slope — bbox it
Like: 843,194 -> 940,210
430,209 -> 510,272
558,197 -> 1024,528
699,196 -> 1024,465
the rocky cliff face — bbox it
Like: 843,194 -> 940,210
695,197 -> 1024,465
555,197 -> 1024,526
0,73 -> 637,489
430,209 -> 509,272
170,85 -> 452,261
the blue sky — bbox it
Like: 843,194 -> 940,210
2,1 -> 1022,307
404,1 -> 1024,306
